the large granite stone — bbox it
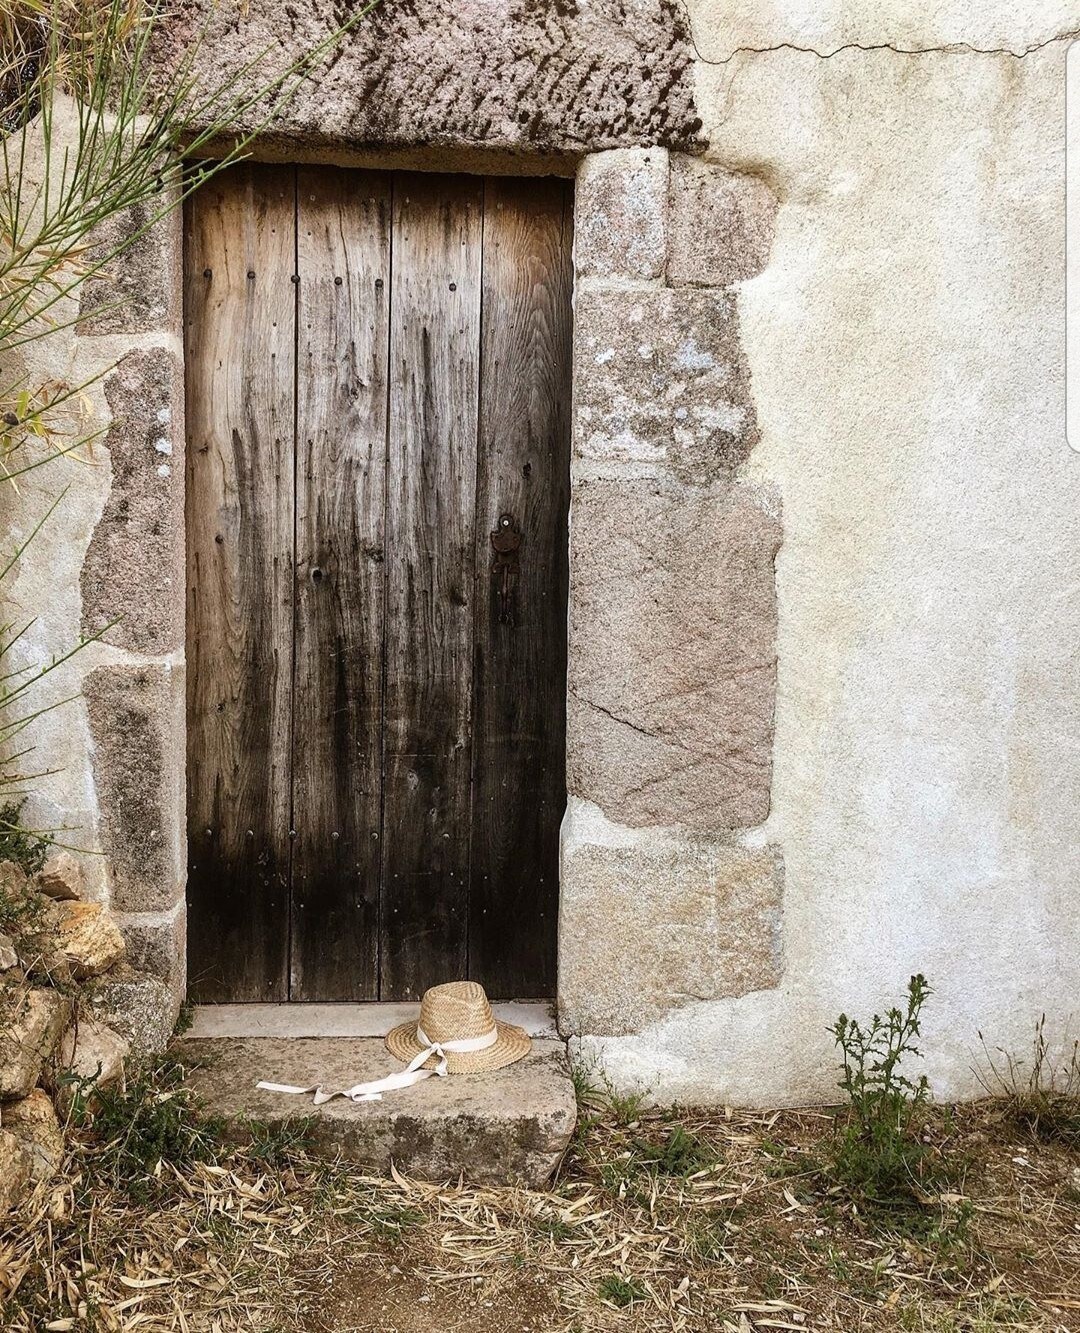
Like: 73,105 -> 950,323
575,149 -> 670,281
77,200 -> 181,336
667,156 -> 777,288
559,822 -> 784,1035
179,1036 -> 576,1187
573,286 -> 759,481
158,0 -> 702,157
84,663 -> 185,915
85,965 -> 177,1057
567,478 -> 780,830
80,348 -> 185,655
115,906 -> 187,1003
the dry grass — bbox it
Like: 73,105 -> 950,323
2,1092 -> 1078,1332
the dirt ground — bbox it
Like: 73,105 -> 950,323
2,1093 -> 1079,1332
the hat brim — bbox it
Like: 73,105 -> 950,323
385,1019 -> 531,1073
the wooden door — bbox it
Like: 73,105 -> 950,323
185,165 -> 572,1003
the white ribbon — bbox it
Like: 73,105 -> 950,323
256,1024 -> 499,1105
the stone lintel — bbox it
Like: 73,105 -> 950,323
159,0 -> 703,157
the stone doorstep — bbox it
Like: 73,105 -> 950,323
177,1036 -> 577,1189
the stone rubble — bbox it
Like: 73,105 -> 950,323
56,901 -> 127,978
0,857 -> 159,1212
54,1019 -> 130,1114
2,1088 -> 64,1181
0,1130 -> 32,1212
0,988 -> 71,1101
37,851 -> 85,902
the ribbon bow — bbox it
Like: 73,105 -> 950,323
256,1024 -> 498,1105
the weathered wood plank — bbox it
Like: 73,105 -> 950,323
185,163 -> 296,1002
469,176 -> 573,998
289,169 -> 391,1000
381,173 -> 484,1000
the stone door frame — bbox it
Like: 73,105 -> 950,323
83,142 -> 782,1039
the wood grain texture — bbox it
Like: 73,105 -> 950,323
185,163 -> 296,1002
381,173 -> 483,1000
290,168 -> 391,1000
469,177 -> 573,998
187,167 -> 572,1002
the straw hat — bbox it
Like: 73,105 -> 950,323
386,980 -> 531,1074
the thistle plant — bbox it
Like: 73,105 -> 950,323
829,974 -> 937,1203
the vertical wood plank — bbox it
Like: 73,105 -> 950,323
381,173 -> 483,1000
469,177 -> 573,998
290,168 -> 390,1000
185,163 -> 296,1002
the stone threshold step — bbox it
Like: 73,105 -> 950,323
176,1035 -> 576,1188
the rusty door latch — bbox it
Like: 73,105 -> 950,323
490,512 -> 522,624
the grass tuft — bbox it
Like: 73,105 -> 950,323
976,1014 -> 1080,1148
598,1274 -> 646,1308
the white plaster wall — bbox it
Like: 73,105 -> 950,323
577,13 -> 1080,1103
1,102 -> 115,899
0,101 -> 181,906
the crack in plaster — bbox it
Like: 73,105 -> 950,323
691,27 -> 1080,67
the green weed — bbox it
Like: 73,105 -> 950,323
603,1080 -> 648,1126
239,1114 -> 316,1166
0,799 -> 51,874
635,1123 -> 716,1177
569,1055 -> 599,1106
368,1203 -> 426,1241
687,1216 -> 729,1261
598,1275 -> 646,1308
829,974 -> 943,1206
532,1214 -> 575,1243
70,1055 -> 222,1197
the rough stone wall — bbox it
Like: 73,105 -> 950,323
571,3 -> 1080,1104
560,147 -> 784,1035
2,101 -> 187,1019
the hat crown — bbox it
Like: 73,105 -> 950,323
418,980 -> 495,1043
